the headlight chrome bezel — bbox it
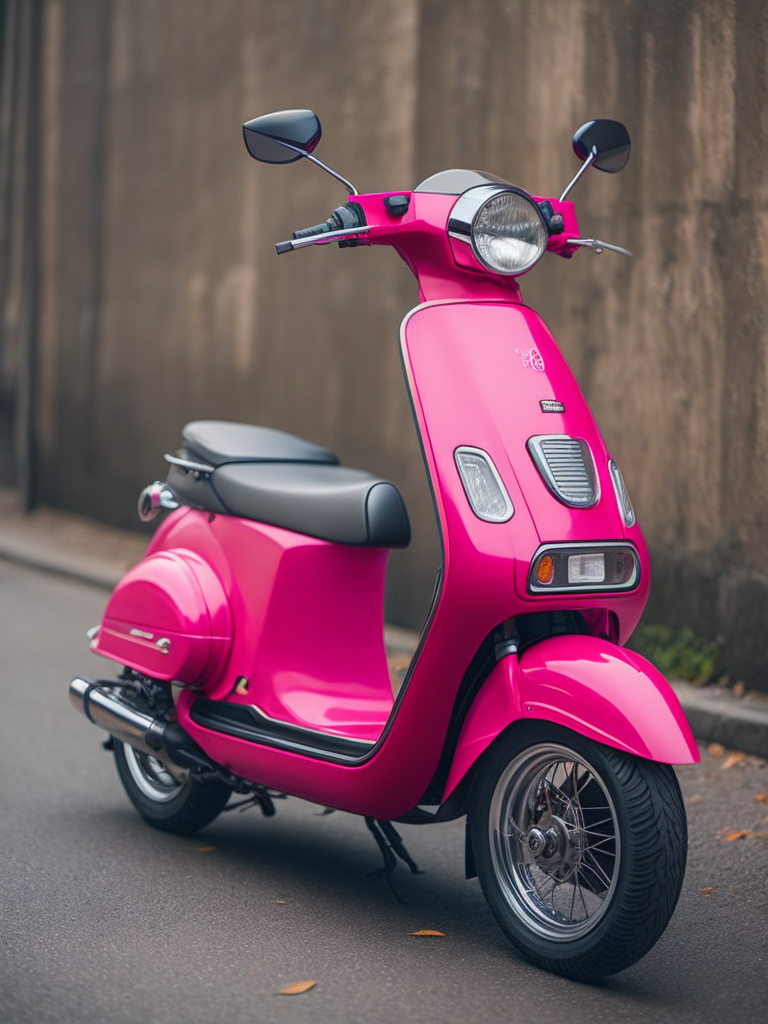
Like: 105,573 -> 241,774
448,184 -> 549,277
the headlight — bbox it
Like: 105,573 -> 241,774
448,185 -> 548,276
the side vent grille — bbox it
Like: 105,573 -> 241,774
527,435 -> 599,508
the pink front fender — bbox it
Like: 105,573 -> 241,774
442,634 -> 699,802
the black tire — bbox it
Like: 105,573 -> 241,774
469,723 -> 687,981
113,740 -> 231,836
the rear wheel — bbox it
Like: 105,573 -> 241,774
114,740 -> 231,835
470,723 -> 687,980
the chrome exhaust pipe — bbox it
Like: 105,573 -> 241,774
69,677 -> 166,755
69,677 -> 218,775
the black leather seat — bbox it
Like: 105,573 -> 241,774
212,462 -> 411,548
181,420 -> 339,466
166,420 -> 411,548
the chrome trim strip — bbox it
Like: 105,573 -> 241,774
238,700 -> 374,747
163,453 -> 215,476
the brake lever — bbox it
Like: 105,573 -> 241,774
566,237 -> 632,257
276,225 -> 371,254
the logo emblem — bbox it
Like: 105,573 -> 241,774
540,400 -> 565,413
516,346 -> 545,372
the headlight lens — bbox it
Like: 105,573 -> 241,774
471,191 -> 548,275
448,185 -> 549,277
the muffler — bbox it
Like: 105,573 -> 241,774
69,677 -> 219,775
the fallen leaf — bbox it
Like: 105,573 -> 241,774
277,981 -> 316,996
707,742 -> 725,759
732,681 -> 745,698
272,899 -> 288,904
720,829 -> 750,842
411,929 -> 445,937
721,751 -> 745,770
688,794 -> 704,805
195,846 -> 216,853
701,887 -> 715,897
756,793 -> 768,804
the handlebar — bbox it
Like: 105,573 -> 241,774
277,203 -> 368,254
276,224 -> 371,254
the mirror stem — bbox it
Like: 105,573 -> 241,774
559,146 -> 598,202
277,140 -> 359,195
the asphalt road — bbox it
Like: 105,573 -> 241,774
1,560 -> 767,1024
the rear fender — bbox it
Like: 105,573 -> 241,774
442,634 -> 699,802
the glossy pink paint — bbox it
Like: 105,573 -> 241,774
91,181 -> 700,821
442,635 -> 699,803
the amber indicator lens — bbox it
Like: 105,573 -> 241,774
535,554 -> 555,585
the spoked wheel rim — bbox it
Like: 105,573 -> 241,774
122,744 -> 184,804
489,742 -> 621,942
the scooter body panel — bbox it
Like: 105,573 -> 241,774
92,546 -> 232,684
126,297 -> 675,822
442,634 -> 699,803
118,507 -> 396,738
399,300 -> 650,642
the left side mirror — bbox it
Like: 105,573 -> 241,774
242,109 -> 322,164
572,119 -> 630,173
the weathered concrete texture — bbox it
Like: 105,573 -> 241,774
4,0 -> 768,683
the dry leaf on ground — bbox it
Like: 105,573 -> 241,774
720,829 -> 750,842
701,887 -> 715,897
756,793 -> 768,804
277,981 -> 316,996
707,742 -> 726,759
721,751 -> 746,770
411,929 -> 445,937
195,846 -> 216,853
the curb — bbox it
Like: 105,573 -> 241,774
0,533 -> 134,591
672,681 -> 768,761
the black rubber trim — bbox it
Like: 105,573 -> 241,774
190,698 -> 376,761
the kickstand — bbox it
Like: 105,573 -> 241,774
223,787 -> 282,817
365,817 -> 423,904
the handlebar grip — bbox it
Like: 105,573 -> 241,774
275,241 -> 294,255
293,221 -> 333,240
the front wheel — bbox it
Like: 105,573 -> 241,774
114,740 -> 231,835
469,723 -> 688,981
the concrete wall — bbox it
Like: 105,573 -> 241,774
3,0 -> 768,685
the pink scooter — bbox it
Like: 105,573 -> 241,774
70,111 -> 699,981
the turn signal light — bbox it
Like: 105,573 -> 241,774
536,555 -> 555,586
528,543 -> 639,594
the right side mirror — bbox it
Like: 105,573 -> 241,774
242,109 -> 322,165
572,119 -> 631,173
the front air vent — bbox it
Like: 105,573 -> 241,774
527,435 -> 599,508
